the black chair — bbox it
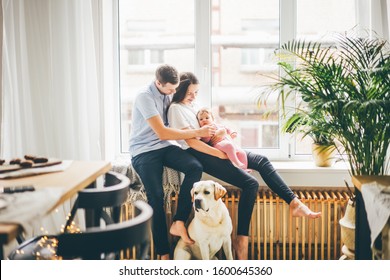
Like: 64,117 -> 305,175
8,201 -> 152,260
7,171 -> 130,254
64,171 -> 130,231
8,171 -> 153,260
58,200 -> 152,259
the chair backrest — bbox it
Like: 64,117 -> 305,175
65,171 -> 130,230
77,171 -> 130,209
57,201 -> 153,259
7,201 -> 152,260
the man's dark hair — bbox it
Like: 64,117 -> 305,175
155,64 -> 179,85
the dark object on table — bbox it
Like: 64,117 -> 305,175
20,160 -> 34,168
1,186 -> 35,194
9,158 -> 21,165
24,155 -> 36,161
32,157 -> 49,164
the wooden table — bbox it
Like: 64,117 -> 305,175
0,160 -> 111,259
352,175 -> 390,260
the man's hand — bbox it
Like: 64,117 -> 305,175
209,128 -> 227,146
198,125 -> 216,138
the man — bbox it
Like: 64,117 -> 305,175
129,64 -> 215,260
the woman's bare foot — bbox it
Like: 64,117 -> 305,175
233,235 -> 248,260
290,198 -> 321,218
170,221 -> 194,244
160,254 -> 170,260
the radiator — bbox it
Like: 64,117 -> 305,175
121,188 -> 350,260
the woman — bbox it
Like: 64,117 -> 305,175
168,72 -> 321,260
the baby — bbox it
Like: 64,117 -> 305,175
197,107 -> 248,169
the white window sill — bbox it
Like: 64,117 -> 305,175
202,160 -> 351,188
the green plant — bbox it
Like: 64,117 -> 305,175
282,109 -> 335,146
259,31 -> 390,176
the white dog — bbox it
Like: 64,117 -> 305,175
174,180 -> 233,260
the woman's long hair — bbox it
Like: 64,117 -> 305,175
172,72 -> 199,103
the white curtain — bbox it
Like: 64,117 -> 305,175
357,0 -> 390,39
1,0 -> 102,160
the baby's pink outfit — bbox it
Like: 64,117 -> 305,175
201,123 -> 248,169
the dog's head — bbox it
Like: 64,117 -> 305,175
191,180 -> 227,213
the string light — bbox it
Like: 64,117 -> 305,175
14,208 -> 82,260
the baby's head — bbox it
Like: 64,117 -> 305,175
197,107 -> 214,127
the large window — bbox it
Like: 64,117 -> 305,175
118,0 -> 357,158
294,0 -> 357,155
210,0 -> 280,151
118,0 -> 195,152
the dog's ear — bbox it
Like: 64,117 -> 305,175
191,184 -> 196,202
213,182 -> 227,200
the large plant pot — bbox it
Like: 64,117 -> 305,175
339,199 -> 356,251
312,143 -> 337,167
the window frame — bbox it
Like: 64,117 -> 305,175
108,0 -> 367,161
195,0 -> 298,160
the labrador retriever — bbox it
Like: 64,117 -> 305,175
173,180 -> 233,260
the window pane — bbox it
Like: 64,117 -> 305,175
295,0 -> 357,155
262,124 -> 278,148
118,0 -> 195,152
297,0 -> 357,40
211,0 -> 280,149
241,127 -> 258,147
127,50 -> 144,65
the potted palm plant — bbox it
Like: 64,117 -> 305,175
259,30 -> 390,175
282,109 -> 337,167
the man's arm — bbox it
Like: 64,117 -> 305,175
147,115 -> 215,140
